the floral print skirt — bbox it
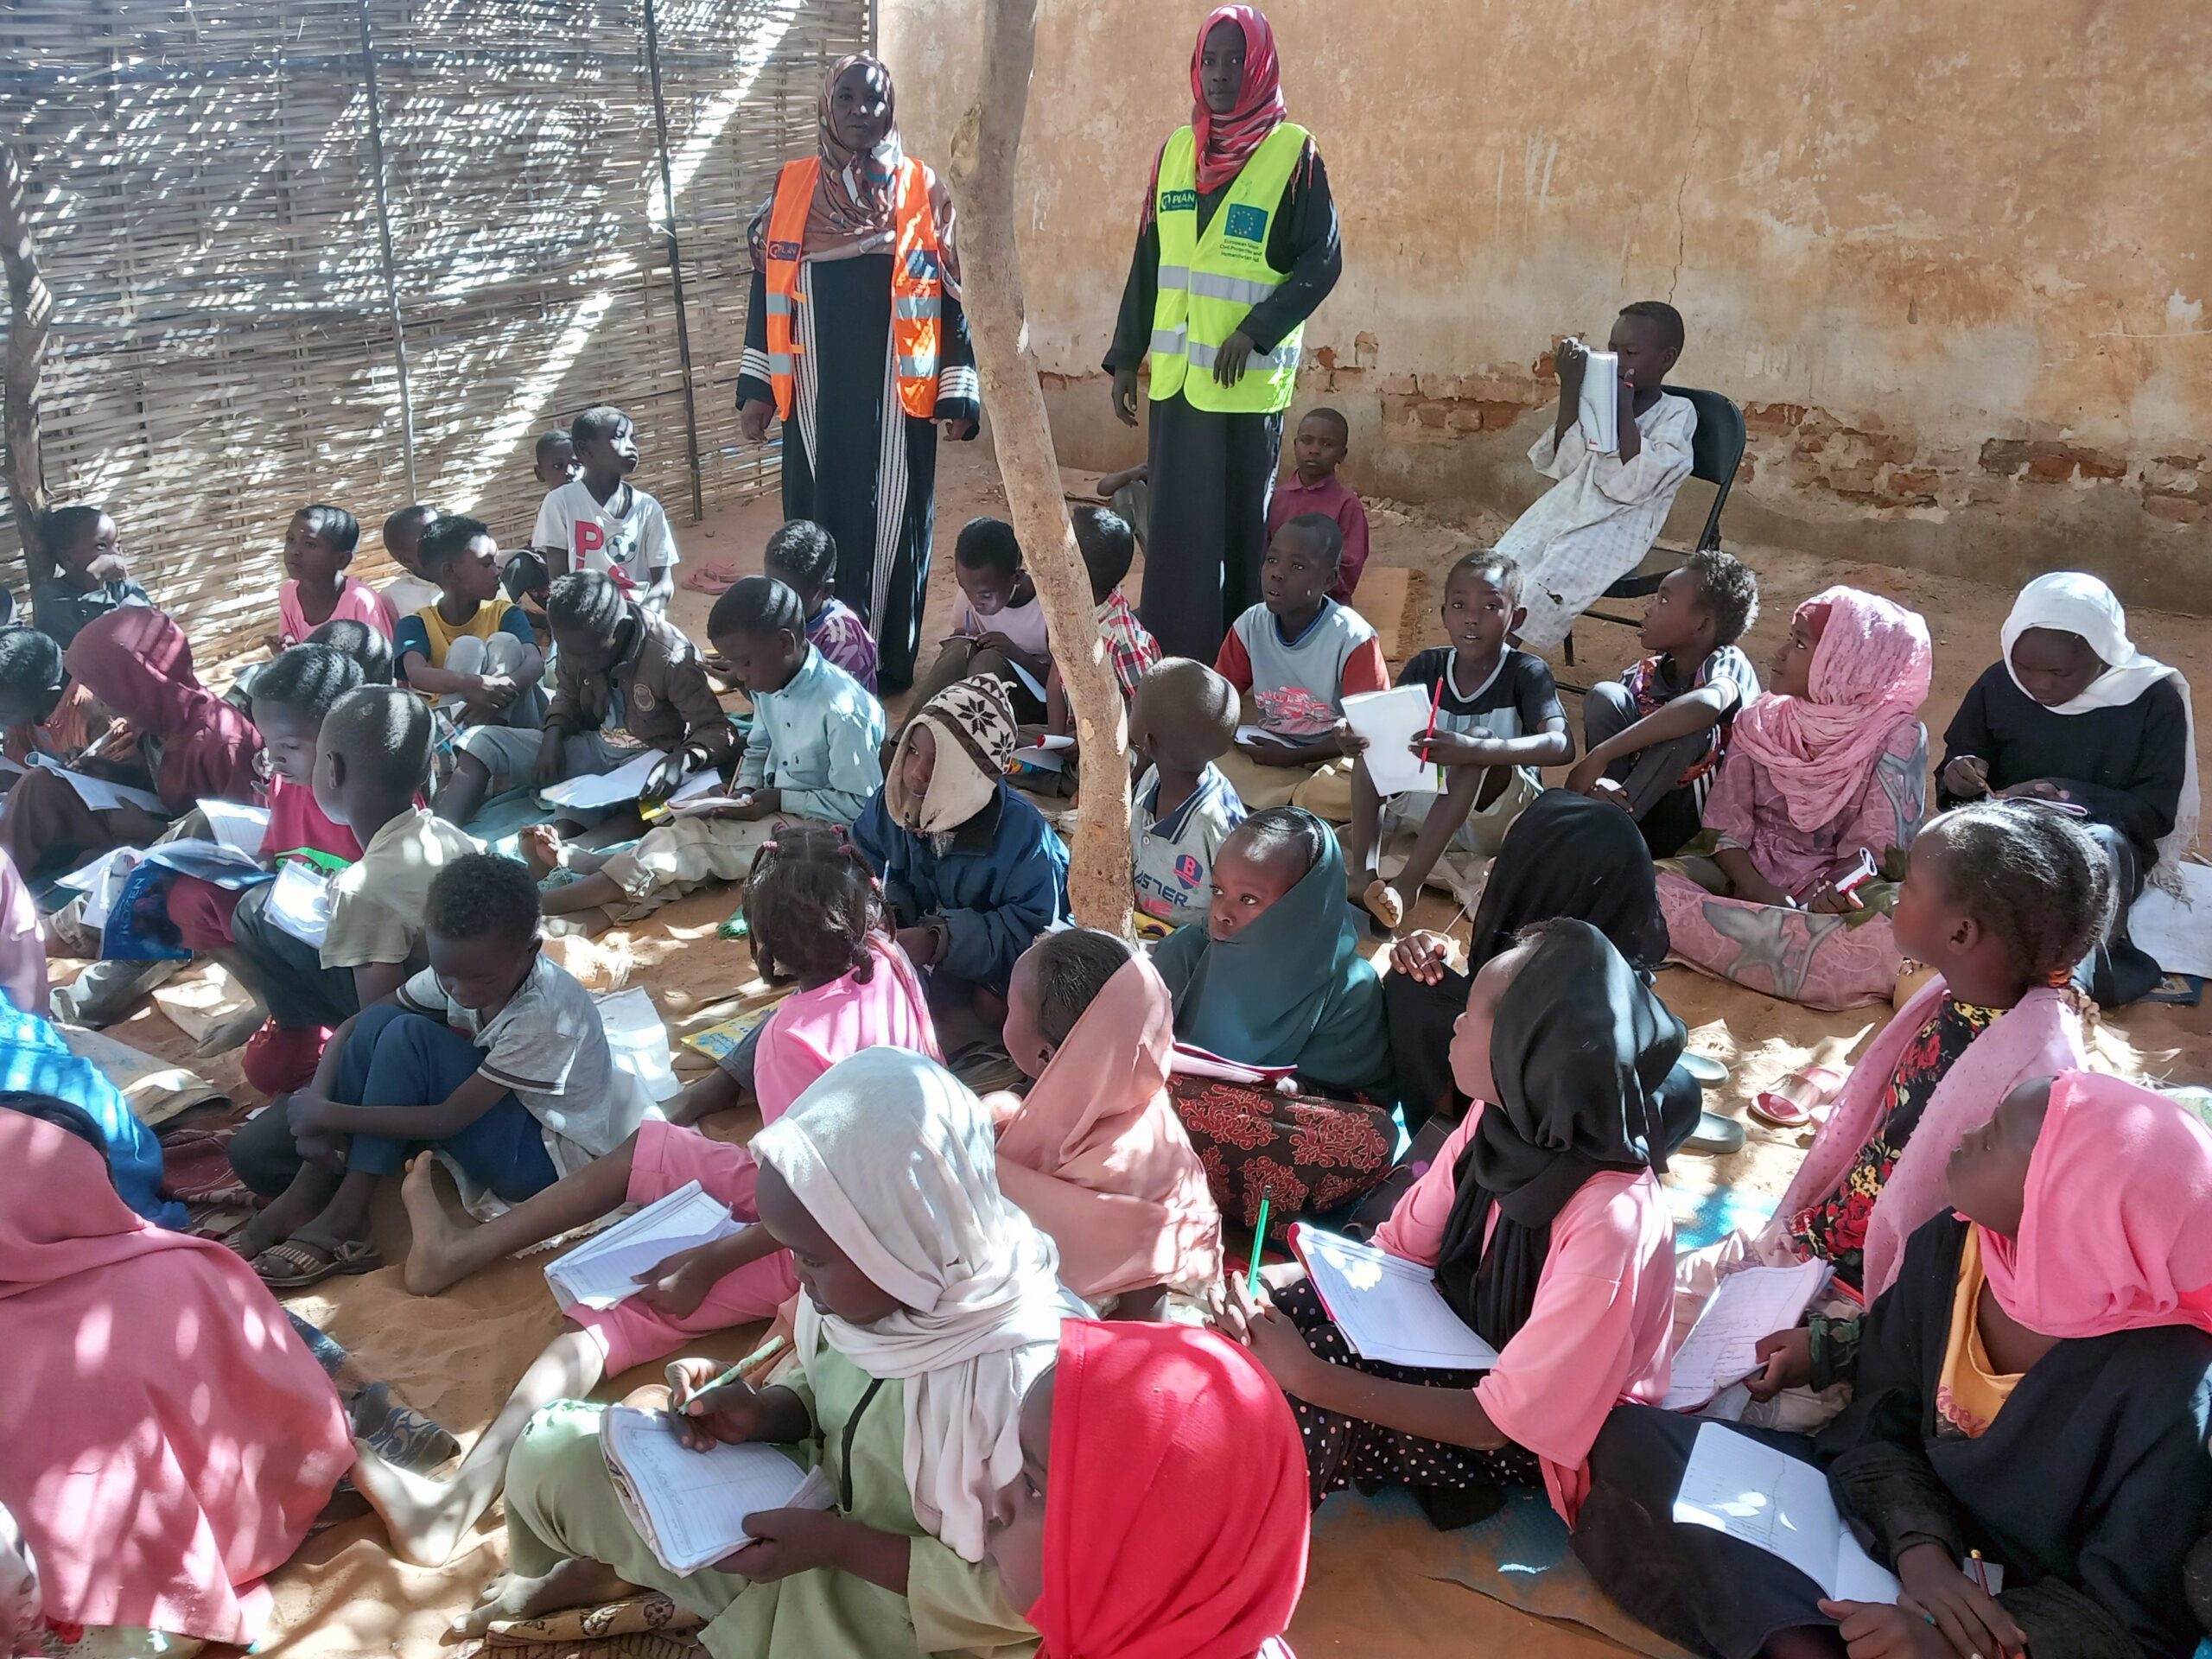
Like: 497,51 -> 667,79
1166,1077 -> 1398,1245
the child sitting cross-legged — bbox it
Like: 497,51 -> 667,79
988,930 -> 1223,1321
396,512 -> 546,744
440,570 -> 734,828
275,504 -> 397,649
910,517 -> 1054,722
357,829 -> 934,1567
238,851 -> 649,1292
1344,550 -> 1573,931
29,503 -> 151,648
1128,656 -> 1247,934
225,685 -> 481,1160
1656,586 -> 1933,1010
530,575 -> 882,932
853,675 -> 1071,1052
1039,505 -> 1160,735
1211,512 -> 1390,820
378,503 -> 442,619
764,518 -> 877,694
532,405 -> 677,611
1567,547 -> 1763,858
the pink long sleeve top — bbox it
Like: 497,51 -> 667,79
1373,1103 -> 1675,1522
1702,719 -> 1927,899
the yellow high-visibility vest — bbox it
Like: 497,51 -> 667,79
1147,121 -> 1309,414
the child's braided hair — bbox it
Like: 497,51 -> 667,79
741,825 -> 884,987
1916,798 -> 2113,988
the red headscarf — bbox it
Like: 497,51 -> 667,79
1034,1320 -> 1307,1659
62,607 -> 262,810
1980,1071 -> 2212,1340
1190,6 -> 1285,194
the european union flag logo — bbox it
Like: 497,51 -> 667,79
1224,203 -> 1268,243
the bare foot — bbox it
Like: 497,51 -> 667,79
454,1558 -> 637,1637
1362,878 -> 1406,933
518,824 -> 567,880
352,1438 -> 486,1567
400,1154 -> 484,1296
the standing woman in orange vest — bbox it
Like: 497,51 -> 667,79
1106,6 -> 1341,663
738,55 -> 978,693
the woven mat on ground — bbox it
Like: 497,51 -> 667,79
1313,1485 -> 1694,1659
157,1099 -> 260,1242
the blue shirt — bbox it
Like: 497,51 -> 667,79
0,1002 -> 183,1228
736,645 -> 886,823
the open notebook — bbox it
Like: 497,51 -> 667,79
1662,1259 -> 1832,1411
601,1406 -> 834,1575
1673,1421 -> 1902,1603
543,1180 -> 744,1312
1290,1224 -> 1501,1371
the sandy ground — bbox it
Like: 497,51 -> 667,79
58,441 -> 2209,1658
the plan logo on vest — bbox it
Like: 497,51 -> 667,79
1224,204 -> 1269,243
767,239 -> 803,262
1158,188 -> 1198,213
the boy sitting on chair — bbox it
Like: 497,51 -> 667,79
1497,301 -> 1697,652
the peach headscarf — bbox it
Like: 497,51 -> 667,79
993,953 -> 1223,1305
1728,586 -> 1931,832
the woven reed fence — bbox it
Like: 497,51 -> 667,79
0,0 -> 868,660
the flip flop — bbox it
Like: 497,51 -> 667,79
681,568 -> 736,595
253,1236 -> 383,1289
1750,1063 -> 1847,1129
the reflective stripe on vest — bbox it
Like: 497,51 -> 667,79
761,156 -> 945,422
1146,121 -> 1309,415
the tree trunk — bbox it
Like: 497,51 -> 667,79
947,0 -> 1132,934
0,141 -> 52,581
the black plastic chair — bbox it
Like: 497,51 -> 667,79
1559,385 -> 1748,683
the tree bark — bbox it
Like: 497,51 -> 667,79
947,0 -> 1132,933
0,141 -> 52,581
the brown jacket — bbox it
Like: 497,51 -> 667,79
544,603 -> 735,771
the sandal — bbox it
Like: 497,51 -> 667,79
680,568 -> 736,596
1362,879 -> 1405,932
253,1236 -> 384,1289
1749,1063 -> 1847,1129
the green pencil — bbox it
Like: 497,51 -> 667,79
684,1333 -> 788,1411
1246,1192 -> 1272,1296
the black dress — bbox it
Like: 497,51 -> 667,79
1572,1213 -> 2212,1659
738,253 -> 980,692
1939,665 -> 2189,1003
1105,145 -> 1342,663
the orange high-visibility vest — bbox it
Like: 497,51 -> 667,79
762,156 -> 944,422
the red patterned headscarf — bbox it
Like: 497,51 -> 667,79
1143,6 -> 1287,226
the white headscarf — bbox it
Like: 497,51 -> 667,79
751,1046 -> 1077,1562
2000,571 -> 2199,889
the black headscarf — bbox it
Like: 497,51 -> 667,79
1464,789 -> 1669,979
1432,918 -> 1685,1350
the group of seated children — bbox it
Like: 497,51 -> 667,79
8,348 -> 2210,1659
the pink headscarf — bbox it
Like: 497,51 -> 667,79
1755,974 -> 2086,1299
0,1111 -> 352,1645
992,954 -> 1223,1305
1728,587 -> 1931,832
1981,1071 -> 2212,1340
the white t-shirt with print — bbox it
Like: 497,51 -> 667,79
532,480 -> 679,594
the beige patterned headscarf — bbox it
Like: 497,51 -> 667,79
887,674 -> 1016,841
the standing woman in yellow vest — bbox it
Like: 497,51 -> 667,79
738,55 -> 979,693
1106,5 -> 1341,663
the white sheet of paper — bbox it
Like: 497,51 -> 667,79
264,860 -> 334,947
1293,1225 -> 1502,1371
601,1405 -> 832,1575
1342,685 -> 1446,797
1662,1259 -> 1832,1411
544,1180 -> 743,1311
196,798 -> 271,857
540,749 -> 712,811
59,848 -> 141,931
1004,656 -> 1048,705
595,985 -> 682,1103
1234,724 -> 1299,748
1578,348 -> 1621,454
1674,1421 -> 1902,1604
2126,862 -> 2212,979
26,753 -> 165,814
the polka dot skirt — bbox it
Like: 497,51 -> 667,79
1275,1278 -> 1543,1510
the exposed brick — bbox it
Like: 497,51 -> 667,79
1377,373 -> 1420,397
1826,461 -> 1883,498
2154,454 -> 2206,472
1414,401 -> 1448,429
1475,400 -> 1528,429
1980,438 -> 2031,474
2026,450 -> 2076,482
1745,402 -> 1808,429
1311,345 -> 1338,370
2074,448 -> 2127,480
1885,468 -> 1941,502
1446,406 -> 1483,432
1533,352 -> 1558,382
2145,494 -> 2208,524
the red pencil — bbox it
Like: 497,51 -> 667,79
1417,676 -> 1446,765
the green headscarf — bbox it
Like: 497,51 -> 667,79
1151,810 -> 1391,1095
